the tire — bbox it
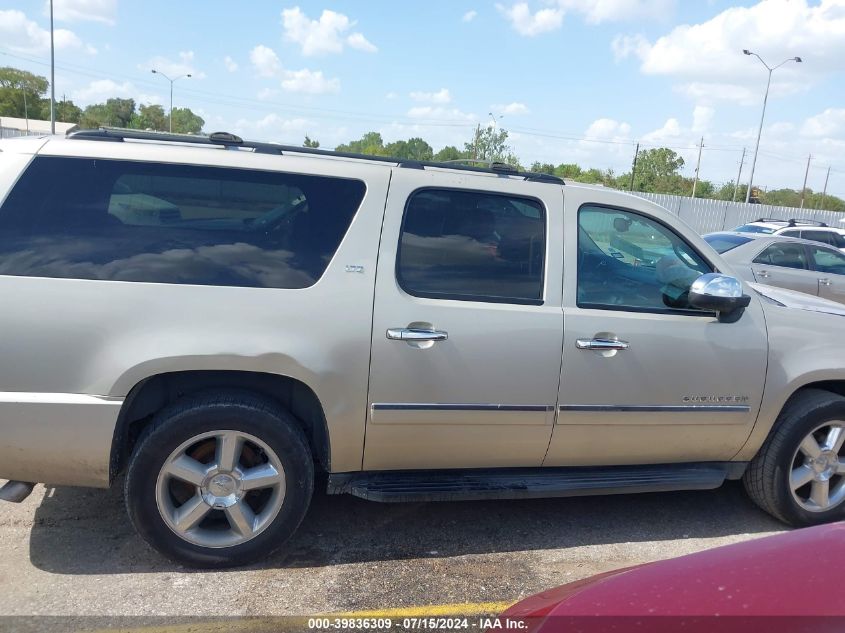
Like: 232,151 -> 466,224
125,390 -> 314,568
744,388 -> 845,526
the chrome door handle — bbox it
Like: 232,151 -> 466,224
820,278 -> 832,287
387,328 -> 449,342
576,338 -> 629,351
757,270 -> 770,278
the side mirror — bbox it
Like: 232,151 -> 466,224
688,273 -> 751,321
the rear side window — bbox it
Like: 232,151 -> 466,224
734,224 -> 775,234
801,230 -> 839,247
0,157 -> 365,288
753,243 -> 808,269
397,188 -> 546,304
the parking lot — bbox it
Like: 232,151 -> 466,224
0,478 -> 785,629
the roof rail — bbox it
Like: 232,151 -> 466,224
754,217 -> 828,227
66,127 -> 565,185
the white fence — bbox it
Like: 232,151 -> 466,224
630,192 -> 844,235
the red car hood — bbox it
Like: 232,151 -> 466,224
503,522 -> 845,620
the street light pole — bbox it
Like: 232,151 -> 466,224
742,50 -> 802,203
49,0 -> 55,134
151,69 -> 192,133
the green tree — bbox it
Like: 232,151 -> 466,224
80,98 -> 136,128
130,104 -> 168,131
464,125 -> 518,165
303,135 -> 320,148
433,145 -> 469,162
554,163 -> 583,179
0,67 -> 48,119
385,137 -> 434,161
336,132 -> 387,156
692,180 -> 715,198
621,147 -> 689,194
169,107 -> 204,134
55,98 -> 82,123
530,162 -> 555,175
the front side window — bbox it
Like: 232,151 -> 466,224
753,243 -> 808,270
577,206 -> 710,312
397,188 -> 545,304
0,157 -> 366,288
809,245 -> 845,275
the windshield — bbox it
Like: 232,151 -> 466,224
704,233 -> 753,254
733,224 -> 776,234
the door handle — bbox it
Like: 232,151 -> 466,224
820,278 -> 832,287
387,328 -> 449,342
576,338 -> 629,351
757,270 -> 770,278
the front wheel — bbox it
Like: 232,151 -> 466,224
125,391 -> 314,568
744,389 -> 845,526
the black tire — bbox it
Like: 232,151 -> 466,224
744,388 -> 845,526
125,390 -> 314,568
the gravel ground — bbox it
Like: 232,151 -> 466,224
0,478 -> 786,630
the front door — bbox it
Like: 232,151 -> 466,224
545,191 -> 768,466
364,170 -> 564,470
808,244 -> 845,305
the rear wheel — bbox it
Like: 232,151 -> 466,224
744,389 -> 845,525
125,391 -> 314,567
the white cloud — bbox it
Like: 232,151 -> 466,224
407,106 -> 476,123
410,88 -> 452,104
281,68 -> 340,94
499,0 -> 673,35
385,92 -> 398,100
223,56 -> 238,73
144,51 -> 205,80
802,108 -> 845,138
492,102 -> 530,115
692,105 -> 714,133
585,117 -> 633,139
49,0 -> 116,25
0,9 -> 90,54
496,3 -> 564,36
613,0 -> 845,103
347,32 -> 378,53
281,6 -> 377,56
73,79 -> 135,102
642,117 -> 683,144
250,45 -> 282,77
463,10 -> 478,22
249,44 -> 340,94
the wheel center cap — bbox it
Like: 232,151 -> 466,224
812,451 -> 838,479
208,473 -> 236,496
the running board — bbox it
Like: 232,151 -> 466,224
327,463 -> 745,503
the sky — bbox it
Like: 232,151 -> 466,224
1,0 -> 844,199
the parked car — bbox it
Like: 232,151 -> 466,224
2,129 -> 845,568
495,522 -> 845,632
704,232 -> 845,304
731,218 -> 845,252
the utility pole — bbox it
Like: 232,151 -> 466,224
691,136 -> 704,198
472,123 -> 480,160
629,142 -> 639,191
820,166 -> 831,210
49,0 -> 55,134
799,153 -> 811,209
732,147 -> 746,202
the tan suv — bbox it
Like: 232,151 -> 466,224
2,129 -> 845,567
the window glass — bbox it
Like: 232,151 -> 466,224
703,233 -> 752,254
801,230 -> 837,246
735,224 -> 775,234
809,245 -> 845,275
779,230 -> 801,238
753,243 -> 808,270
0,157 -> 365,288
578,206 -> 710,311
397,189 -> 545,304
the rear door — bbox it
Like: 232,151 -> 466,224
364,170 -> 564,470
750,241 -> 819,295
808,244 -> 845,304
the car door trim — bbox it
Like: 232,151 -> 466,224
559,404 -> 750,413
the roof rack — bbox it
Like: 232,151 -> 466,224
66,127 -> 565,185
754,217 -> 828,227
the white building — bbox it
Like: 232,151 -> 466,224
0,117 -> 78,138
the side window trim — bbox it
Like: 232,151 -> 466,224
395,186 -> 548,306
576,202 -> 714,317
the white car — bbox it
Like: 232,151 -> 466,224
732,218 -> 845,253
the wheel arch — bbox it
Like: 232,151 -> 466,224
110,370 -> 330,483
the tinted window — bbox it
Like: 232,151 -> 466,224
397,189 -> 545,304
0,157 -> 365,288
779,230 -> 801,238
802,230 -> 838,247
578,206 -> 710,312
753,243 -> 808,270
809,245 -> 845,275
703,233 -> 752,254
735,224 -> 775,234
